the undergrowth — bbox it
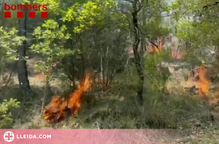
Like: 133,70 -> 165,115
7,77 -> 211,130
0,65 -> 218,143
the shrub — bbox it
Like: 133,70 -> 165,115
0,98 -> 20,128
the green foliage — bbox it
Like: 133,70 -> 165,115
0,27 -> 25,77
144,20 -> 170,39
0,98 -> 20,128
0,27 -> 25,62
172,0 -> 219,47
170,0 -> 219,64
30,0 -> 128,83
63,0 -> 120,33
30,19 -> 73,73
144,50 -> 170,91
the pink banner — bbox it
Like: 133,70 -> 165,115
0,129 -> 176,144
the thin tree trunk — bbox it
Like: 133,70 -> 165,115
80,53 -> 85,78
17,10 -> 32,96
0,0 -> 5,27
132,0 -> 144,106
105,46 -> 109,86
100,47 -> 104,90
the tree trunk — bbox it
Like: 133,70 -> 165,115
100,47 -> 104,90
132,0 -> 144,106
105,46 -> 109,87
17,10 -> 32,96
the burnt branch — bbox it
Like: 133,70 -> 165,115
198,2 -> 219,18
149,40 -> 159,48
203,2 -> 219,11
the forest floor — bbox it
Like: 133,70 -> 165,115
1,57 -> 219,144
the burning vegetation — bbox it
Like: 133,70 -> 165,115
42,63 -> 212,123
192,65 -> 210,98
43,71 -> 92,123
184,65 -> 210,99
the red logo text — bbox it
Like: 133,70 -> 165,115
3,3 -> 48,18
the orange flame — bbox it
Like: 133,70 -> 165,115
147,37 -> 184,59
67,72 -> 91,115
193,65 -> 210,98
43,71 -> 92,123
147,37 -> 163,54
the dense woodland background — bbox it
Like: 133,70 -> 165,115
0,0 -> 219,143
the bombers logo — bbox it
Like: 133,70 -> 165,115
3,3 -> 48,18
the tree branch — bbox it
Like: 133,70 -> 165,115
203,2 -> 219,11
